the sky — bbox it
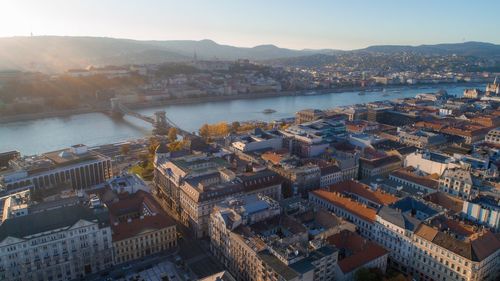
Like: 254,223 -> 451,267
1,0 -> 499,50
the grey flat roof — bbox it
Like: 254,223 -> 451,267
0,205 -> 108,241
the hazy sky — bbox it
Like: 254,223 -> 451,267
1,0 -> 499,50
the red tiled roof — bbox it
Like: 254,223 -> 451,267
107,190 -> 163,219
328,180 -> 398,206
423,192 -> 463,213
311,189 -> 376,222
111,214 -> 175,241
327,230 -> 388,274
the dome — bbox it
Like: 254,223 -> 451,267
155,142 -> 169,154
58,150 -> 72,158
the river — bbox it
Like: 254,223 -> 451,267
0,84 -> 480,155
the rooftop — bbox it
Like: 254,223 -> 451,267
327,230 -> 388,274
415,223 -> 500,261
328,180 -> 398,206
377,197 -> 440,231
258,250 -> 299,281
311,189 -> 377,223
0,205 -> 108,241
390,167 -> 439,189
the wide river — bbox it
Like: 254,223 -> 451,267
0,84 -> 480,155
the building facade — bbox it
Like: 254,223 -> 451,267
0,205 -> 113,281
0,145 -> 112,192
108,191 -> 177,264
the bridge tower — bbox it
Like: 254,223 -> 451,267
110,98 -> 124,118
153,111 -> 169,135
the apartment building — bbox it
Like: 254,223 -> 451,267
210,194 -> 338,281
108,191 -> 177,264
462,196 -> 500,231
309,189 -> 377,239
154,152 -> 283,238
327,230 -> 388,281
398,130 -> 447,149
153,153 -> 230,217
404,151 -> 460,176
374,197 -> 440,275
439,168 -> 476,200
326,180 -> 398,209
0,205 -> 113,281
359,155 -> 402,179
389,167 -> 439,195
413,220 -> 500,281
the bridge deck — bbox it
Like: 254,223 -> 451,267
115,102 -> 192,136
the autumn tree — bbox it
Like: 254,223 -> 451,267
199,124 -> 210,140
168,140 -> 186,152
120,143 -> 130,155
212,122 -> 229,137
148,137 -> 160,155
168,127 -> 178,142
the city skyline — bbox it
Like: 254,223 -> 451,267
2,0 -> 500,50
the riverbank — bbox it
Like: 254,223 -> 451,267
0,83 -> 480,155
0,82 -> 475,124
0,107 -> 103,124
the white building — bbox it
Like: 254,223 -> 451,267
462,197 -> 500,231
439,168 -> 475,200
374,197 -> 440,275
0,145 -> 112,192
404,151 -> 460,176
231,130 -> 283,152
0,205 -> 113,281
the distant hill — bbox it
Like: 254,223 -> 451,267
358,41 -> 500,57
0,36 -> 328,73
0,36 -> 498,73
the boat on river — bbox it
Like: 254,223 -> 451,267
262,109 -> 276,114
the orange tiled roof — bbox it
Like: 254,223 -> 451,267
390,167 -> 439,189
328,180 -> 398,206
441,124 -> 490,137
311,189 -> 376,222
327,230 -> 388,274
261,150 -> 288,165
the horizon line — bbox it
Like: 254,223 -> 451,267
0,34 -> 497,52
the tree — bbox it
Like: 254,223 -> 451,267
168,140 -> 184,152
168,127 -> 178,142
231,121 -> 241,132
199,124 -> 210,140
120,143 -> 130,156
148,137 -> 159,155
213,122 -> 229,136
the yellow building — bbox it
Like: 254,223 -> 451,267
108,191 -> 177,264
